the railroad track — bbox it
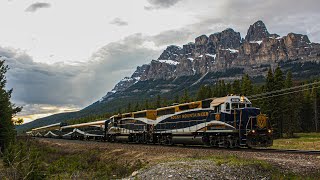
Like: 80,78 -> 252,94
34,137 -> 320,155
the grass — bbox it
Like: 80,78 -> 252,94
0,137 -> 145,179
272,133 -> 320,150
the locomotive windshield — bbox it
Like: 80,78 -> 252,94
231,102 -> 250,109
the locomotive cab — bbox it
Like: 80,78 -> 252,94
209,96 -> 273,148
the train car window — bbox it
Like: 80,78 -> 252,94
215,105 -> 221,113
122,113 -> 132,118
232,103 -> 239,109
134,112 -> 147,118
226,103 -> 230,111
247,104 -> 252,107
239,103 -> 245,108
202,99 -> 212,108
179,105 -> 190,111
157,108 -> 175,116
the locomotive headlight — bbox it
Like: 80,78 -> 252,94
251,130 -> 255,133
268,129 -> 272,133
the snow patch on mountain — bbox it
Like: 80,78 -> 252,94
157,60 -> 180,65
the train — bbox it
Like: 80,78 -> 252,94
26,95 -> 273,148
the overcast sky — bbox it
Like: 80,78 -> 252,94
1,0 -> 319,123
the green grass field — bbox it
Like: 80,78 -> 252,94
272,133 -> 320,150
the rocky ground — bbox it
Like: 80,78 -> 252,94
35,138 -> 320,179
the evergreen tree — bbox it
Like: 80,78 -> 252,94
0,60 -> 21,151
301,85 -> 314,132
174,94 -> 179,104
182,89 -> 190,103
144,100 -> 149,110
206,86 -> 212,98
155,94 -> 161,108
232,80 -> 241,95
241,74 -> 253,96
264,68 -> 275,132
273,67 -> 285,137
283,71 -> 300,137
220,80 -> 227,96
126,102 -> 132,112
162,97 -> 168,107
134,102 -> 140,111
312,80 -> 320,132
197,85 -> 207,100
212,84 -> 219,97
226,83 -> 232,95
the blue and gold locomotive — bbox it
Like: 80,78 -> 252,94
28,95 -> 273,148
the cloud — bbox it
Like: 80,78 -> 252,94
1,34 -> 160,113
25,2 -> 51,12
14,104 -> 80,124
149,29 -> 193,46
145,0 -> 182,10
109,17 -> 129,26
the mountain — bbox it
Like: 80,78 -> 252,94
99,20 -> 320,102
17,20 -> 320,132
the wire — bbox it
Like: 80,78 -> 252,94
250,85 -> 320,101
248,81 -> 320,99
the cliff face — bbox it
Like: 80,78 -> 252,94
104,20 -> 320,100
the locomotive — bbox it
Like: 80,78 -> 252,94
27,95 -> 273,148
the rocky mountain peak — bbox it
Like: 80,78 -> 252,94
209,28 -> 241,49
158,45 -> 182,60
245,20 -> 270,42
195,35 -> 209,45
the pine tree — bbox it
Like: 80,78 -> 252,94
0,60 -> 22,151
283,71 -> 300,137
301,84 -> 314,132
264,68 -> 275,132
232,80 -> 241,95
273,67 -> 285,137
182,89 -> 190,103
226,83 -> 232,95
155,94 -> 161,108
144,100 -> 149,110
134,102 -> 140,111
241,74 -> 253,96
126,102 -> 132,112
197,85 -> 207,100
312,80 -> 320,132
174,94 -> 179,104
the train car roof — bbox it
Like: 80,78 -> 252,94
156,101 -> 202,111
61,120 -> 106,129
32,122 -> 62,131
210,96 -> 251,106
133,109 -> 156,114
210,97 -> 228,106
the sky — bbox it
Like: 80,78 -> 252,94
1,0 -> 319,123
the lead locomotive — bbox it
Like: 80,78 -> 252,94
28,95 -> 273,148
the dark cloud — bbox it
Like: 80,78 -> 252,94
109,17 -> 129,26
25,2 -> 51,12
1,35 -> 160,109
145,0 -> 182,10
